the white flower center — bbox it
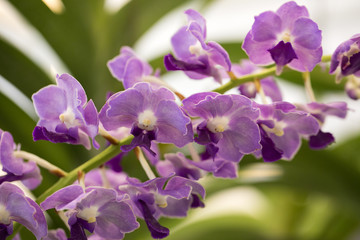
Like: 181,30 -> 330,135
207,116 -> 230,133
262,121 -> 286,137
77,206 -> 99,223
278,31 -> 292,43
189,42 -> 206,56
155,194 -> 168,208
138,110 -> 157,131
59,107 -> 79,128
0,204 -> 11,225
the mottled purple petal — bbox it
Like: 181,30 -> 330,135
182,92 -> 219,117
95,201 -> 139,238
41,185 -> 84,211
5,188 -> 47,239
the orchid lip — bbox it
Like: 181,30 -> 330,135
59,107 -> 79,128
77,206 -> 99,223
207,116 -> 229,133
138,109 -> 157,131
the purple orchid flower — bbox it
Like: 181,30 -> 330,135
157,152 -> 238,179
242,1 -> 322,74
296,101 -> 348,149
108,46 -> 164,89
41,185 -> 139,240
164,9 -> 231,83
99,82 -> 193,155
182,92 -> 261,162
233,60 -> 283,102
0,130 -> 42,189
0,182 -> 47,240
32,73 -> 99,149
156,152 -> 203,180
329,34 -> 360,82
254,102 -> 319,162
118,175 -> 205,239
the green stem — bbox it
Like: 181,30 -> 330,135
36,135 -> 133,204
212,55 -> 332,94
213,66 -> 277,94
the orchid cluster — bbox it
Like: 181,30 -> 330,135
0,1 -> 357,239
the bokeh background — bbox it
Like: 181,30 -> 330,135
1,0 -> 360,239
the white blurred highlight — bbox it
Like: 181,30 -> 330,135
0,75 -> 37,120
0,0 -> 69,81
42,0 -> 65,14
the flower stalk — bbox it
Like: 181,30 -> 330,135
13,150 -> 67,177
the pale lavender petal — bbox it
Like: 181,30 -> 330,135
252,11 -> 282,41
107,46 -> 137,80
161,176 -> 205,199
160,198 -> 191,217
195,94 -> 234,118
226,116 -> 261,154
207,41 -> 231,71
185,9 -> 206,39
281,112 -> 319,135
7,192 -> 47,240
213,161 -> 238,178
20,161 -> 42,190
32,85 -> 66,120
82,100 -> 99,149
41,185 -> 84,211
95,201 -> 139,238
182,92 -> 219,117
288,44 -> 322,72
242,31 -> 274,65
261,77 -> 283,102
276,1 -> 309,29
171,27 -> 197,60
0,132 -> 23,175
292,18 -> 322,50
106,89 -> 144,119
56,73 -> 87,107
271,127 -> 300,160
123,58 -> 144,89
